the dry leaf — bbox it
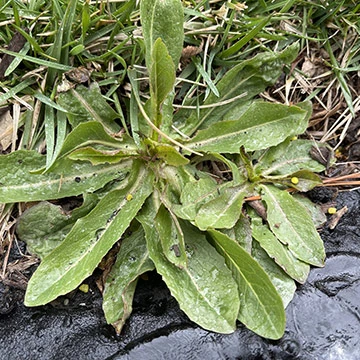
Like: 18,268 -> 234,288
0,109 -> 13,151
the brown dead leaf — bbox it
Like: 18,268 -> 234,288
0,29 -> 28,80
181,42 -> 203,60
1,256 -> 39,290
0,109 -> 13,151
328,206 -> 348,230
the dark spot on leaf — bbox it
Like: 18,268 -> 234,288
18,159 -> 23,164
107,209 -> 120,223
75,177 -> 81,183
170,244 -> 181,257
95,228 -> 105,240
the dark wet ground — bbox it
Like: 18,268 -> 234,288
1,189 -> 360,360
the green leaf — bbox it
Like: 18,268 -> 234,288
128,68 -> 143,146
250,211 -> 310,283
102,227 -> 155,333
56,121 -> 137,161
33,92 -> 70,113
57,83 -> 120,132
3,41 -> 30,77
140,0 -> 184,69
68,146 -> 138,165
25,163 -> 154,306
251,240 -> 296,308
269,170 -> 322,192
260,184 -> 325,267
254,138 -> 326,176
292,194 -> 327,228
192,57 -> 219,97
221,214 -> 253,254
160,164 -> 199,199
139,198 -> 240,334
145,139 -> 189,166
154,204 -> 187,269
172,177 -> 219,221
159,92 -> 175,135
16,196 -> 98,259
178,44 -> 299,135
186,102 -> 308,154
208,229 -> 285,340
46,0 -> 77,86
195,185 -> 249,231
0,48 -> 73,72
150,38 -> 176,109
0,150 -> 132,203
156,143 -> 189,166
219,16 -> 271,58
0,77 -> 35,105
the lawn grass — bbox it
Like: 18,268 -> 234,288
0,0 -> 359,281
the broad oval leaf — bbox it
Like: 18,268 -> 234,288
140,0 -> 184,69
154,143 -> 189,166
139,199 -> 240,334
55,121 -> 138,161
208,229 -> 286,340
24,163 -> 154,306
177,44 -> 299,136
0,150 -> 132,203
57,83 -> 120,132
251,240 -> 296,309
103,227 -> 155,333
221,214 -> 253,254
250,211 -> 310,283
145,138 -> 189,166
260,184 -> 325,267
172,177 -> 219,221
254,138 -> 326,177
195,185 -> 249,231
154,204 -> 187,268
16,195 -> 98,259
292,194 -> 327,228
160,164 -> 198,198
186,102 -> 308,154
69,146 -> 138,165
150,38 -> 176,109
266,169 -> 322,192
17,201 -> 73,259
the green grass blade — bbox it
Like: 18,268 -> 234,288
0,78 -> 35,104
44,105 -> 55,168
0,49 -> 73,71
219,16 -> 271,58
4,42 -> 30,77
192,57 -> 219,97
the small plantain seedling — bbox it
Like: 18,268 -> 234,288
1,0 -> 332,340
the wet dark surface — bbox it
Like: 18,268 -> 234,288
1,190 -> 360,360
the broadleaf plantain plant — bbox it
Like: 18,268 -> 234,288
1,0 -> 332,339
